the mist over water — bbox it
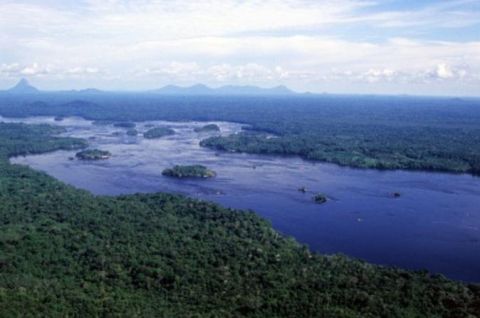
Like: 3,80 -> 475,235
7,116 -> 480,282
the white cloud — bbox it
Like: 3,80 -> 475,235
136,62 -> 290,84
435,64 -> 455,79
20,63 -> 50,76
0,63 -> 22,76
356,0 -> 480,29
66,67 -> 100,75
327,63 -> 472,85
0,0 -> 479,94
0,63 -> 102,78
0,63 -> 51,77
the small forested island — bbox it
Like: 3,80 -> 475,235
162,164 -> 216,178
313,193 -> 327,204
194,124 -> 220,133
113,122 -> 136,128
126,129 -> 138,136
75,149 -> 111,160
92,120 -> 114,126
144,127 -> 175,139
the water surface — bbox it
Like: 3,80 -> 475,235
7,116 -> 480,282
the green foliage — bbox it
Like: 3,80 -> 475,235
0,123 -> 87,159
113,122 -> 136,128
200,127 -> 480,174
143,127 -> 175,139
1,94 -> 479,174
313,193 -> 327,204
194,124 -> 220,133
0,122 -> 479,317
126,129 -> 138,136
162,165 -> 216,178
75,149 -> 111,160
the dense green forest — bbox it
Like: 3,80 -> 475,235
200,128 -> 480,173
162,165 -> 217,178
113,122 -> 136,128
75,149 -> 111,160
143,127 -> 176,139
1,94 -> 480,174
1,120 -> 480,316
194,123 -> 221,133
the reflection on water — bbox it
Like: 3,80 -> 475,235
6,116 -> 480,282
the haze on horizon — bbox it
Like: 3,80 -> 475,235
0,0 -> 479,96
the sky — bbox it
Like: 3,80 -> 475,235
0,0 -> 479,95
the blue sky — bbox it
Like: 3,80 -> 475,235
0,0 -> 479,95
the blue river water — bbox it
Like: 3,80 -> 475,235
7,116 -> 480,282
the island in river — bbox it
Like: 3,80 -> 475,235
126,129 -> 138,136
75,149 -> 111,160
113,122 -> 136,128
194,124 -> 220,133
162,165 -> 216,178
144,127 -> 175,139
313,193 -> 327,204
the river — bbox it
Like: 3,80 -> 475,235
7,116 -> 480,282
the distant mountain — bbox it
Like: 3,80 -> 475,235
0,80 -> 296,96
6,78 -> 39,94
151,84 -> 295,95
78,88 -> 104,94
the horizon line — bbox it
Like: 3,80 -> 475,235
1,78 -> 480,99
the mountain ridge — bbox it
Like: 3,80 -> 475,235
1,79 -> 298,96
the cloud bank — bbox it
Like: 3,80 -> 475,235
0,0 -> 479,95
